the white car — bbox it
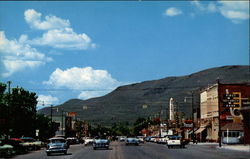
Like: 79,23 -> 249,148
167,136 -> 184,148
83,137 -> 94,146
46,137 -> 68,156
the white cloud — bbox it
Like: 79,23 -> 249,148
43,67 -> 121,99
24,9 -> 95,50
191,0 -> 206,11
191,0 -> 218,12
24,9 -> 70,30
164,7 -> 183,16
30,28 -> 94,50
191,0 -> 249,23
0,31 -> 52,77
37,94 -> 59,107
218,1 -> 249,23
78,91 -> 108,100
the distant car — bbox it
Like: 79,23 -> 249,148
66,137 -> 79,145
144,136 -> 151,142
93,138 -> 110,150
20,137 -> 42,151
167,136 -> 184,148
46,137 -> 68,156
119,136 -> 126,142
83,137 -> 94,146
137,136 -> 145,143
126,137 -> 139,146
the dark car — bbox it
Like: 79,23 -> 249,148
6,138 -> 28,154
46,137 -> 68,156
125,137 -> 139,146
93,137 -> 110,150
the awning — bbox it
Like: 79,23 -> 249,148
195,127 -> 206,134
188,128 -> 197,135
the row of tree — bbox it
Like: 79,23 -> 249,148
0,81 -> 162,140
0,82 -> 58,141
89,117 -> 158,137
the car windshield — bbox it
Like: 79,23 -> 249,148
51,139 -> 65,143
169,136 -> 181,140
127,138 -> 137,141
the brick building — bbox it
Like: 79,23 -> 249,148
197,83 -> 250,144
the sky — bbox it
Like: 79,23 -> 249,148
0,1 -> 249,109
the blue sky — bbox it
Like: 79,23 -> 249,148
0,1 -> 249,109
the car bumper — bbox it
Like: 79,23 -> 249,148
46,148 -> 67,153
93,144 -> 109,148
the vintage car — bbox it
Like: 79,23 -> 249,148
118,136 -> 127,142
46,137 -> 68,156
0,140 -> 14,157
4,138 -> 28,154
83,137 -> 94,146
93,138 -> 110,150
166,136 -> 185,148
125,137 -> 139,146
137,136 -> 145,143
66,137 -> 79,145
20,137 -> 42,150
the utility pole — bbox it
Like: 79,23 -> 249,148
61,109 -> 64,136
6,81 -> 11,140
217,80 -> 222,147
191,91 -> 195,144
50,105 -> 53,137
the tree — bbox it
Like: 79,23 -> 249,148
0,82 -> 58,139
133,117 -> 148,136
35,114 -> 58,141
9,87 -> 37,137
0,83 -> 7,136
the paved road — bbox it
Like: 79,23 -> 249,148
10,141 -> 250,159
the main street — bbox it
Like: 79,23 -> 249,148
11,142 -> 250,159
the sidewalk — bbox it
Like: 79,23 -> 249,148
190,142 -> 250,152
218,144 -> 250,152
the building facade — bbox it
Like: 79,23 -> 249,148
198,83 -> 250,144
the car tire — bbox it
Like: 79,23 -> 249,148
47,152 -> 51,156
64,151 -> 67,155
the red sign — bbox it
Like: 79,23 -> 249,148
68,112 -> 77,117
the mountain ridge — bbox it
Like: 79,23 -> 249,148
39,65 -> 250,126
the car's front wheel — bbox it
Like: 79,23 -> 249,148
47,152 -> 51,156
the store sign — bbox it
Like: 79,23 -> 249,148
223,92 -> 241,108
226,115 -> 233,120
68,112 -> 77,117
183,123 -> 193,128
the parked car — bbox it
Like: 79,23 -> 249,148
144,136 -> 152,142
166,136 -> 185,148
66,137 -> 79,145
93,137 -> 110,150
137,136 -> 145,143
20,137 -> 42,150
0,140 -> 14,157
126,137 -> 139,146
119,136 -> 127,142
83,137 -> 94,146
5,138 -> 28,154
46,137 -> 68,156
